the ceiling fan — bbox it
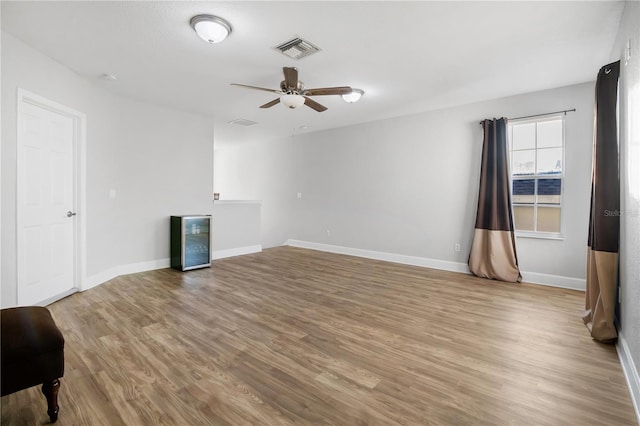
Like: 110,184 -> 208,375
231,67 -> 353,112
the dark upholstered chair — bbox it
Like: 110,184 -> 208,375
1,306 -> 65,423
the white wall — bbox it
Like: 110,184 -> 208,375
612,0 -> 640,418
211,201 -> 262,258
1,32 -> 214,306
295,84 -> 593,284
216,83 -> 593,286
213,137 -> 294,248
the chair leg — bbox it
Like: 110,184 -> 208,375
41,378 -> 61,423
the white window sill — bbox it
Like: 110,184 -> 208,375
213,200 -> 262,205
515,232 -> 564,241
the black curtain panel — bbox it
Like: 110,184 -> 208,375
583,61 -> 620,343
469,118 -> 522,282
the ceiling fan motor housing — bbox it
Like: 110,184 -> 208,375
281,80 -> 304,94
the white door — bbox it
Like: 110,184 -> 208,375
18,99 -> 77,305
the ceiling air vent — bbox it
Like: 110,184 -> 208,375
228,118 -> 258,127
274,37 -> 321,60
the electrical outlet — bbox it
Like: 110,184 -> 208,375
454,243 -> 461,252
326,230 -> 331,237
297,192 -> 303,199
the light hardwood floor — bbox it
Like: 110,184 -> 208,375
1,246 -> 637,425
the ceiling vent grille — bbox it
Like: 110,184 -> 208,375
274,37 -> 321,60
228,118 -> 258,127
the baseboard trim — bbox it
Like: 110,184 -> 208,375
82,245 -> 263,293
81,241 -> 584,294
617,332 -> 640,424
37,288 -> 79,307
83,258 -> 169,291
519,271 -> 586,291
83,266 -> 120,291
119,258 -> 170,276
212,245 -> 262,260
285,239 -> 585,290
286,239 -> 470,273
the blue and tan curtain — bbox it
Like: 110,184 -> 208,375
583,61 -> 620,343
469,118 -> 522,282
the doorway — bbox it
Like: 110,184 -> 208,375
16,90 -> 85,305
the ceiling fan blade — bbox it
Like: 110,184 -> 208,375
231,83 -> 282,94
303,96 -> 327,112
260,98 -> 281,109
303,86 -> 353,96
283,67 -> 299,90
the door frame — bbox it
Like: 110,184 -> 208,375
16,89 -> 87,304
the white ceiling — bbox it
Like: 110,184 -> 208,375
1,1 -> 624,144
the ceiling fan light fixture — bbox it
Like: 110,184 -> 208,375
342,88 -> 364,103
280,94 -> 306,109
190,14 -> 232,44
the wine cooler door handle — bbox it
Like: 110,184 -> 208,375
67,211 -> 77,218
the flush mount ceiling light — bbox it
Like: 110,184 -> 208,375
280,94 -> 306,109
342,88 -> 364,103
190,14 -> 232,44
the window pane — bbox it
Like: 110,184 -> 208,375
537,120 -> 563,148
512,123 -> 536,150
514,206 -> 535,231
512,150 -> 535,175
513,179 -> 535,203
508,117 -> 564,236
537,147 -> 562,174
537,206 -> 561,233
537,178 -> 562,204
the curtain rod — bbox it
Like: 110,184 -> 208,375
479,108 -> 576,125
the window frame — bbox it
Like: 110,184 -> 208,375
508,114 -> 565,240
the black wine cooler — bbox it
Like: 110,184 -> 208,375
170,215 -> 211,271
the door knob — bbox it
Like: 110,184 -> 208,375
66,211 -> 77,218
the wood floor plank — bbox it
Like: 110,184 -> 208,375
1,246 -> 636,425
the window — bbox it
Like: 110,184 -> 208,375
508,115 -> 564,238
